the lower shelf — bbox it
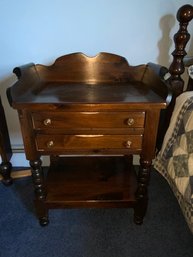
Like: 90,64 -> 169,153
45,156 -> 138,209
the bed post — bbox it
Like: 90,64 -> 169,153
156,4 -> 193,151
168,4 -> 193,96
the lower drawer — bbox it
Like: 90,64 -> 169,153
35,134 -> 143,151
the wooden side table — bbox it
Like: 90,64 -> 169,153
0,97 -> 12,185
7,52 -> 170,225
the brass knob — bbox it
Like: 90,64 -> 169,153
125,140 -> 132,148
127,118 -> 134,126
44,118 -> 51,126
47,140 -> 54,148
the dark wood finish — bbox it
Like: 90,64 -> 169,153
169,4 -> 193,95
29,159 -> 48,225
32,111 -> 145,129
0,97 -> 12,185
154,4 -> 193,150
165,4 -> 193,130
46,156 -> 137,208
7,52 -> 169,226
35,134 -> 143,153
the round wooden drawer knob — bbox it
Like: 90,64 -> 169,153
47,140 -> 54,148
127,118 -> 134,126
125,140 -> 132,148
44,118 -> 52,126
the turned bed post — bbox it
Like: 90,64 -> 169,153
156,4 -> 193,151
168,4 -> 193,96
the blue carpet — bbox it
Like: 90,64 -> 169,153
0,170 -> 192,257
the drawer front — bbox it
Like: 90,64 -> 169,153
36,134 -> 143,151
32,111 -> 145,129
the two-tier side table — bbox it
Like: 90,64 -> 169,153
7,52 -> 170,226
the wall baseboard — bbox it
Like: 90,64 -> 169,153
0,153 -> 50,167
0,169 -> 31,181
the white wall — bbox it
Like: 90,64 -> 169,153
0,0 -> 193,159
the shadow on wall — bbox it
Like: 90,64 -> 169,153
157,14 -> 175,67
187,36 -> 193,56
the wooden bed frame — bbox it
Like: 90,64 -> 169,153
155,4 -> 193,150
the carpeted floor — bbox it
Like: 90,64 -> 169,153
0,169 -> 192,257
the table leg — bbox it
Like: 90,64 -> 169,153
29,159 -> 49,226
134,158 -> 151,224
0,161 -> 12,186
0,98 -> 12,186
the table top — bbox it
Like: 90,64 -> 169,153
7,52 -> 170,110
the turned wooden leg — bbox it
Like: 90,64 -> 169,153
134,158 -> 151,225
29,159 -> 49,226
0,161 -> 12,186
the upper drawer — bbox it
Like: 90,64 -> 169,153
32,111 -> 145,129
